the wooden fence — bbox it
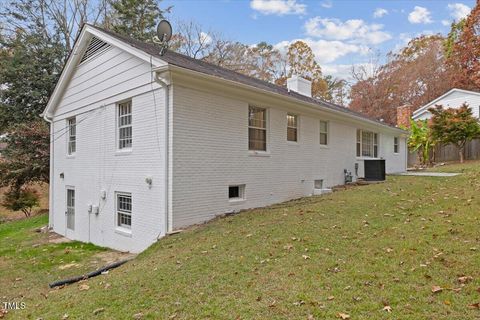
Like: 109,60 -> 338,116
407,138 -> 480,167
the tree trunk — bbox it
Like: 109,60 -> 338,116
459,146 -> 465,163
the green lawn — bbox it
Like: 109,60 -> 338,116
2,162 -> 480,319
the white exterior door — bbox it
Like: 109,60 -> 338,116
66,188 -> 75,235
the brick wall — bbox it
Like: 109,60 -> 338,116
396,105 -> 413,128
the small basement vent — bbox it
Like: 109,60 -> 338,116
79,37 -> 111,65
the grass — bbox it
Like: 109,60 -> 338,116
2,161 -> 480,319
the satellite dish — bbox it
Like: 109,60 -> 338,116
157,19 -> 172,43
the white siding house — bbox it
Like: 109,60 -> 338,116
43,25 -> 407,253
412,88 -> 480,121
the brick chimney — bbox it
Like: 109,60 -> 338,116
287,75 -> 312,98
396,104 -> 413,128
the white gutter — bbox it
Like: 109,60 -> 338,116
154,70 -> 172,234
43,113 -> 55,229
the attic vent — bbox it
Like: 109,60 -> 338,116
79,37 -> 111,65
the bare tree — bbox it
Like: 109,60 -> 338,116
1,0 -> 109,54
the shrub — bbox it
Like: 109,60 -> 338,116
2,188 -> 40,217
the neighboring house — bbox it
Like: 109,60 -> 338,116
412,88 -> 480,121
406,88 -> 480,165
43,24 -> 407,253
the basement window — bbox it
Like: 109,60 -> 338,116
229,185 -> 245,202
116,193 -> 132,229
314,179 -> 324,189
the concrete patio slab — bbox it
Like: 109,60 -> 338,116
393,172 -> 461,177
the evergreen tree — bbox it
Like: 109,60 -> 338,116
0,30 -> 65,132
110,0 -> 166,41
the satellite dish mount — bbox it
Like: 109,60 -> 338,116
154,19 -> 172,56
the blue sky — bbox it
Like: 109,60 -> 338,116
162,0 -> 475,79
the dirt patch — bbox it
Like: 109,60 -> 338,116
92,251 -> 136,265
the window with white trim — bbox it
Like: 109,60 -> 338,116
248,106 -> 267,151
287,114 -> 298,142
116,193 -> 132,229
319,120 -> 328,145
67,117 -> 76,155
394,137 -> 399,153
356,129 -> 378,158
229,185 -> 245,201
118,101 -> 132,150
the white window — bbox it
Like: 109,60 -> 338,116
229,185 -> 245,201
287,114 -> 298,142
67,117 -> 76,155
116,193 -> 132,229
248,106 -> 267,151
319,120 -> 328,145
394,137 -> 399,153
314,179 -> 323,189
118,101 -> 132,150
357,129 -> 378,158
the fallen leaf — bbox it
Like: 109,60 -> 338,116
458,276 -> 473,284
383,305 -> 392,312
93,308 -> 105,315
133,312 -> 144,319
327,296 -> 335,301
431,285 -> 443,293
79,284 -> 90,291
468,302 -> 480,309
302,255 -> 310,260
337,313 -> 350,319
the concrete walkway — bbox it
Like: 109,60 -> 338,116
394,172 -> 461,177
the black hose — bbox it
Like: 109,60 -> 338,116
49,258 -> 132,288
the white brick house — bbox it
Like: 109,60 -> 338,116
43,25 -> 407,253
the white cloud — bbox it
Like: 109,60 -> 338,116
441,19 -> 451,26
447,3 -> 471,20
408,6 -> 433,24
200,32 -> 212,45
304,17 -> 392,45
250,0 -> 306,16
321,1 -> 332,8
323,63 -> 375,81
373,8 -> 388,18
275,38 -> 369,64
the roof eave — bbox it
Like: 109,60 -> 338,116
157,64 -> 407,134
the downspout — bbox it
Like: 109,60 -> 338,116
43,112 -> 54,229
154,70 -> 172,235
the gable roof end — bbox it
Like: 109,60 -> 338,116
412,88 -> 480,117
